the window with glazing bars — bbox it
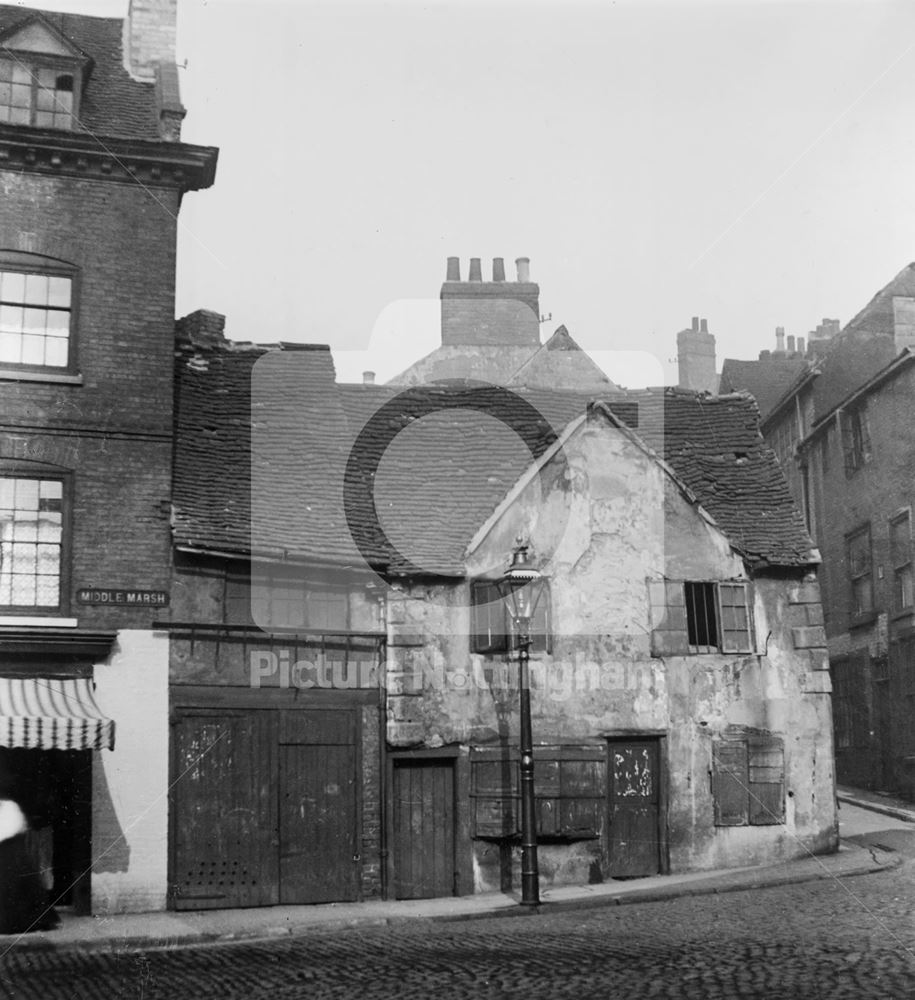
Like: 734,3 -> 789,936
0,475 -> 63,609
648,579 -> 753,656
0,60 -> 75,129
890,511 -> 913,612
0,267 -> 72,368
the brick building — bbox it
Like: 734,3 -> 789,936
718,263 -> 915,801
0,1 -> 216,914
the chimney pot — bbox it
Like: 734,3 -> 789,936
362,371 -> 376,385
700,318 -> 708,334
492,258 -> 506,282
446,257 -> 460,281
691,317 -> 699,331
775,326 -> 785,352
515,257 -> 530,283
798,336 -> 806,356
787,334 -> 796,353
469,258 -> 482,282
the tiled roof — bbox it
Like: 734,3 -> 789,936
173,341 -> 816,572
719,357 -> 809,421
0,6 -> 159,140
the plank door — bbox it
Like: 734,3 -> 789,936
393,759 -> 455,900
608,739 -> 661,878
171,711 -> 278,910
278,709 -> 359,904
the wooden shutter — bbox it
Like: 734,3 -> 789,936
712,739 -> 748,826
470,581 -> 509,654
648,580 -> 689,656
748,735 -> 785,825
470,748 -> 518,836
717,582 -> 753,653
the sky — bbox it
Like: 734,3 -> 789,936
27,0 -> 915,386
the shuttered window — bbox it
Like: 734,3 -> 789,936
649,580 -> 753,656
470,745 -> 604,840
470,580 -> 550,655
713,734 -> 785,827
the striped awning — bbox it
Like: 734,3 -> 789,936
0,677 -> 115,751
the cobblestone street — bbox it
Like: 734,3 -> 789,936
3,832 -> 914,1000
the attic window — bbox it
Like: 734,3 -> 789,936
0,59 -> 78,129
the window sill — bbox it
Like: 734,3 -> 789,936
0,367 -> 82,385
0,616 -> 78,627
849,612 -> 879,630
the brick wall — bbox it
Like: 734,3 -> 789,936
0,170 -> 179,631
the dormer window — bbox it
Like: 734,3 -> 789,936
0,14 -> 91,132
0,60 -> 76,129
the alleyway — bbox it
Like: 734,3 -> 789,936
2,804 -> 913,1000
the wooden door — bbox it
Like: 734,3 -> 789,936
393,759 -> 455,900
278,710 -> 359,904
608,739 -> 661,878
171,711 -> 278,910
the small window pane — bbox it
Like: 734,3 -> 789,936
0,331 -> 21,363
36,87 -> 55,112
15,480 -> 38,510
34,110 -> 54,128
12,517 -> 37,541
0,62 -> 11,82
8,105 -> 29,125
20,334 -> 44,365
24,274 -> 49,305
0,479 -> 14,507
35,576 -> 59,605
44,336 -> 68,367
36,68 -> 56,88
11,576 -> 37,606
47,277 -> 71,308
11,64 -> 30,85
55,75 -> 74,93
2,271 -> 25,302
0,304 -> 22,331
10,82 -> 30,108
39,480 -> 63,501
0,82 -> 11,104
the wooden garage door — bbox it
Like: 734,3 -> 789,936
171,710 -> 278,910
171,708 -> 359,910
393,759 -> 455,900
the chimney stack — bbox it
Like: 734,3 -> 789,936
775,326 -> 785,353
440,255 -> 540,347
124,1 -> 184,139
677,318 -> 717,394
797,336 -> 806,356
787,334 -> 796,353
363,371 -> 376,385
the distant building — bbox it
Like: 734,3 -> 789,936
721,262 -> 915,801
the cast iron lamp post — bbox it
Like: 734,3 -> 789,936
496,541 -> 547,907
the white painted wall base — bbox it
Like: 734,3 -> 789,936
90,629 -> 170,914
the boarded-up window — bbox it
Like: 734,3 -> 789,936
470,580 -> 550,655
470,745 -> 605,839
649,580 -> 753,656
830,655 -> 870,749
712,734 -> 785,827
